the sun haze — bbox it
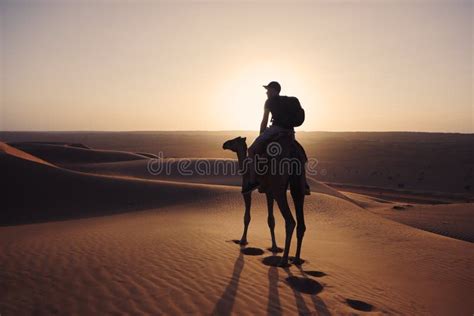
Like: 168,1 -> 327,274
1,1 -> 472,132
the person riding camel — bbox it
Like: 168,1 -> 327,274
242,81 -> 310,194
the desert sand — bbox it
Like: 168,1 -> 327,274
1,136 -> 473,315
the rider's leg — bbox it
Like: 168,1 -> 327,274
242,141 -> 262,193
247,144 -> 257,182
294,139 -> 311,195
242,127 -> 279,194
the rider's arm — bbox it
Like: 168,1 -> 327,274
259,106 -> 270,135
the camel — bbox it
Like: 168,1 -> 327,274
223,133 -> 306,266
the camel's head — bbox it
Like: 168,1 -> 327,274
222,136 -> 247,153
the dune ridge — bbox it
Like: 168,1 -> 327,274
0,142 -> 54,167
9,142 -> 151,164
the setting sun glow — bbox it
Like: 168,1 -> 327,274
1,1 -> 471,132
211,62 -> 322,131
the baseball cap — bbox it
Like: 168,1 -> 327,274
263,81 -> 281,93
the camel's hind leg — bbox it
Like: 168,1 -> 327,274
265,192 -> 279,252
290,178 -> 306,265
239,192 -> 251,245
274,189 -> 296,267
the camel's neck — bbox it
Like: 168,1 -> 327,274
236,146 -> 247,171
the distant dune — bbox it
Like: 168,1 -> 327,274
367,201 -> 474,242
8,141 -> 91,149
2,131 -> 472,195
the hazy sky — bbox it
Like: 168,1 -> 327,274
1,0 -> 472,132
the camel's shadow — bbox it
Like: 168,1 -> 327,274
212,249 -> 331,315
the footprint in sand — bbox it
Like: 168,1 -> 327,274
285,276 -> 323,295
240,247 -> 264,256
346,298 -> 374,312
304,271 -> 327,278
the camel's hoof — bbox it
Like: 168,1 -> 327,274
290,257 -> 305,266
239,240 -> 248,246
268,246 -> 283,253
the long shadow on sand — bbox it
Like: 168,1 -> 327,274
263,255 -> 331,315
294,265 -> 331,315
212,252 -> 244,316
267,266 -> 283,315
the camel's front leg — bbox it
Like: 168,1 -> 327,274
265,192 -> 279,252
291,189 -> 306,265
239,192 -> 251,245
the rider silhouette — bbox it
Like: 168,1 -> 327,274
242,81 -> 307,194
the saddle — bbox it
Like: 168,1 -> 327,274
258,131 -> 307,162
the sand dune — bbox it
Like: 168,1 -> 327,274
3,141 -> 470,239
366,200 -> 474,242
0,142 -> 54,167
1,141 -> 473,315
1,146 -> 230,225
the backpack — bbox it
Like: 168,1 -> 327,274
270,96 -> 305,128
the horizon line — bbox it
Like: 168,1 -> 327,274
0,129 -> 473,135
